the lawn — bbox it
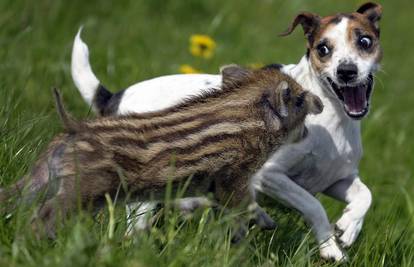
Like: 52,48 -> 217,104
0,0 -> 413,266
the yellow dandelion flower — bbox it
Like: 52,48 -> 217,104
189,34 -> 216,59
179,64 -> 200,74
248,63 -> 265,69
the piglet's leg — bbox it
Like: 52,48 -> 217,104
250,203 -> 277,230
251,164 -> 347,262
214,174 -> 276,243
31,193 -> 76,239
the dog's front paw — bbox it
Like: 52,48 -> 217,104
335,214 -> 363,248
319,236 -> 348,262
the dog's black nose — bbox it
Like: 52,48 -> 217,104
337,63 -> 358,84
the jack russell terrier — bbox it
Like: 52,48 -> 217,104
71,2 -> 382,262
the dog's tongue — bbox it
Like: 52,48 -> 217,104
342,85 -> 367,114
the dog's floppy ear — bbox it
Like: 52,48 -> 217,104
357,2 -> 382,29
279,12 -> 321,41
221,64 -> 253,87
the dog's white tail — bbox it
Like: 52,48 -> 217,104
71,27 -> 100,106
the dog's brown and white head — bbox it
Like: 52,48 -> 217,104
281,2 -> 382,119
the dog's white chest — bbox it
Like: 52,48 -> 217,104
274,60 -> 364,194
280,105 -> 362,194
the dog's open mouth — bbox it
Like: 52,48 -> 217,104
326,74 -> 373,120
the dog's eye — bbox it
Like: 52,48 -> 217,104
317,44 -> 330,57
358,36 -> 372,50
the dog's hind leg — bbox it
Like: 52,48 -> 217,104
251,166 -> 347,262
323,175 -> 372,248
125,198 -> 213,237
125,202 -> 158,236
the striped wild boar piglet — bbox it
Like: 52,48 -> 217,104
0,65 -> 323,239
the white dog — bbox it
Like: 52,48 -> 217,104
71,3 -> 382,261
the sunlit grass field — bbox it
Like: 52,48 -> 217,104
0,0 -> 413,266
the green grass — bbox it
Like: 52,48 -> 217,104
1,0 -> 413,266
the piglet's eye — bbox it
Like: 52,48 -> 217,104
295,92 -> 306,108
317,44 -> 330,57
358,36 -> 372,50
282,87 -> 291,103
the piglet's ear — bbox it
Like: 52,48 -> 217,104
276,81 -> 290,118
357,2 -> 382,27
279,12 -> 320,41
221,64 -> 252,87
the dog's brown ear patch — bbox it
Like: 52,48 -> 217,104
357,2 -> 382,27
221,64 -> 253,87
280,12 -> 321,43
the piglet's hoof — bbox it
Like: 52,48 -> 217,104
31,217 -> 57,240
231,225 -> 248,244
253,208 -> 277,230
